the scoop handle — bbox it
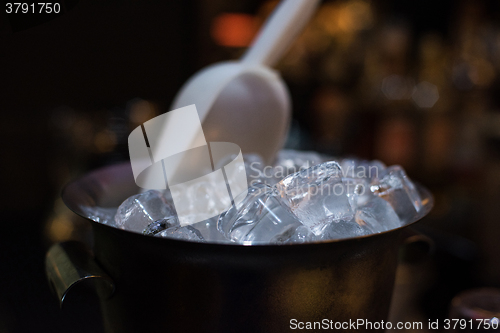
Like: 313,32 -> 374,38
242,0 -> 320,67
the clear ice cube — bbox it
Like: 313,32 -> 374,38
115,190 -> 178,233
354,196 -> 400,233
319,218 -> 371,240
217,183 -> 302,244
343,177 -> 373,211
271,225 -> 315,244
165,174 -> 231,226
80,206 -> 117,226
275,161 -> 354,235
340,158 -> 361,178
189,217 -> 229,242
273,212 -> 383,244
143,217 -> 179,236
274,149 -> 324,179
365,160 -> 386,179
214,152 -> 267,186
340,158 -> 386,179
370,165 -> 421,224
156,225 -> 205,242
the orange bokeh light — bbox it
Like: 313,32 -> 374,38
211,13 -> 257,47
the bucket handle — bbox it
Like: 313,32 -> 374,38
45,241 -> 115,307
399,227 -> 435,263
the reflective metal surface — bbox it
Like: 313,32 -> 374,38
45,241 -> 115,307
48,162 -> 433,333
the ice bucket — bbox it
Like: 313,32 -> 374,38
46,162 -> 433,333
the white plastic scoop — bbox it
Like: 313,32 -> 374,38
170,0 -> 321,164
136,0 -> 320,193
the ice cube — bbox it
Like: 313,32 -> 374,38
274,149 -> 324,178
217,183 -> 302,244
340,158 -> 361,178
80,206 -> 117,226
319,218 -> 371,240
271,225 -> 315,244
275,161 -> 354,235
274,197 -> 401,242
143,217 -> 179,236
214,152 -> 267,186
165,176 -> 231,226
189,217 -> 229,242
340,158 -> 386,179
343,177 -> 373,211
370,165 -> 421,224
354,196 -> 400,233
365,160 -> 386,179
156,225 -> 205,242
115,190 -> 178,233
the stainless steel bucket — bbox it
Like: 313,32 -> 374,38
46,162 -> 433,333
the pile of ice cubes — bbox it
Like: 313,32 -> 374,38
82,150 -> 423,244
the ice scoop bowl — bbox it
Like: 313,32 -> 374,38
167,0 -> 321,165
46,162 -> 433,333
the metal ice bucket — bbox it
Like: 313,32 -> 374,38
46,162 -> 433,333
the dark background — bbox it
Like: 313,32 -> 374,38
1,0 -> 500,332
